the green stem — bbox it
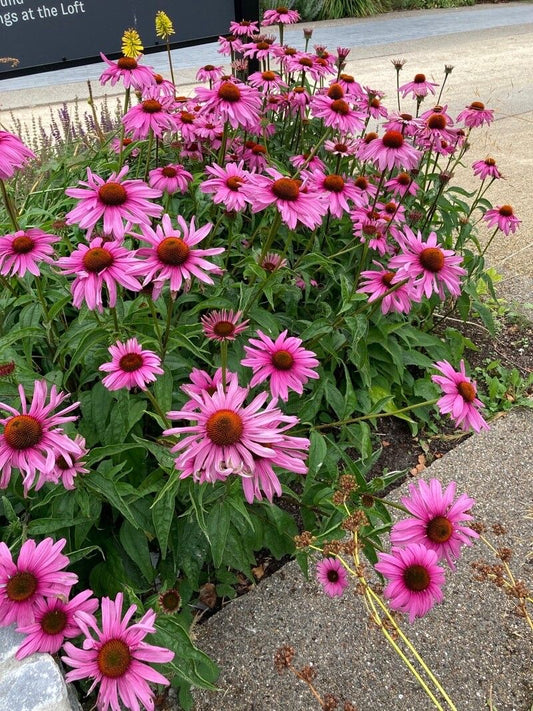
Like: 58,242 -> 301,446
144,387 -> 170,428
118,88 -> 131,170
480,227 -> 500,257
110,306 -> 120,335
147,299 -> 162,343
220,340 -> 228,393
314,399 -> 438,430
161,293 -> 175,360
0,179 -> 20,232
166,40 -> 176,86
144,129 -> 154,182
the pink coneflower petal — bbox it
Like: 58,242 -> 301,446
0,537 -> 78,626
431,359 -> 489,433
62,593 -> 174,711
316,558 -> 349,598
375,543 -> 446,622
0,131 -> 35,179
472,158 -> 502,181
391,478 -> 479,569
483,205 -> 521,236
359,130 -> 421,172
99,338 -> 164,391
99,53 -> 155,91
195,80 -> 262,130
456,101 -> 494,127
241,329 -> 320,402
262,8 -> 300,25
148,164 -> 193,195
200,161 -> 252,212
398,73 -> 438,99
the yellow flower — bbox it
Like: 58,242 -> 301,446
122,28 -> 143,58
155,10 -> 175,40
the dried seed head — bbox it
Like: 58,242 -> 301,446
294,531 -> 315,549
298,665 -> 316,682
274,645 -> 295,673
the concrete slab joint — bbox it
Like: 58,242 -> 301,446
0,624 -> 75,711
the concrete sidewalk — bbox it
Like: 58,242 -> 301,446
192,407 -> 533,711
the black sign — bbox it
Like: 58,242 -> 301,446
0,0 -> 259,77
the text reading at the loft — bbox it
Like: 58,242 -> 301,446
0,0 -> 85,27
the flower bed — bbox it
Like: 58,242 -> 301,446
0,7 -> 527,710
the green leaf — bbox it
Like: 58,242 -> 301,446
151,480 -> 178,559
85,468 -> 139,528
119,521 -> 154,582
206,501 -> 231,568
308,430 -> 328,474
0,327 -> 42,350
153,368 -> 174,413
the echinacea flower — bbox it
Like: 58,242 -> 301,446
310,91 -> 365,134
483,205 -> 521,235
45,434 -> 89,490
0,380 -> 81,494
195,80 -> 262,130
389,227 -> 466,300
0,131 -> 35,179
229,19 -> 260,36
260,252 -> 288,272
0,537 -> 78,626
316,558 -> 349,598
57,237 -> 143,313
65,166 -> 162,240
0,228 -> 59,277
245,168 -> 326,230
385,172 -> 419,197
201,310 -> 249,341
99,53 -> 155,92
131,214 -> 223,300
262,7 -> 301,25
196,64 -> 225,83
164,379 -> 298,483
158,588 -> 181,614
472,158 -> 502,180
16,590 -> 98,659
359,131 -> 421,172
99,338 -> 164,391
431,359 -> 489,432
390,478 -> 479,569
200,161 -> 251,212
398,73 -> 438,99
122,88 -> 177,140
148,164 -> 193,195
180,367 -> 239,412
62,593 -> 174,711
247,70 -> 286,91
357,265 -> 413,314
309,171 -> 362,218
375,543 -> 446,622
241,330 -> 319,402
456,101 -> 494,127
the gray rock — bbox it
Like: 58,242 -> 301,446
0,653 -> 72,711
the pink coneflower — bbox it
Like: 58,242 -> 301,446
431,359 -> 489,433
148,164 -> 193,195
196,80 -> 262,129
260,251 -> 288,272
164,379 -> 298,482
62,593 -> 174,711
384,111 -> 421,138
385,172 -> 419,198
0,381 -> 81,494
16,590 -> 98,659
456,101 -> 494,127
241,330 -> 319,402
174,109 -> 200,142
180,368 -> 239,412
416,111 -> 456,153
285,86 -> 311,117
200,161 -> 251,212
483,205 -> 521,235
247,70 -> 286,91
201,310 -> 249,341
391,478 -> 479,570
0,228 -> 59,277
110,136 -> 140,157
336,73 -> 365,100
57,237 -> 142,312
99,338 -> 164,391
358,266 -> 413,314
354,221 -> 388,256
309,171 -> 361,218
398,73 -> 438,99
472,158 -> 502,180
324,138 -> 358,157
65,166 -> 162,240
217,34 -> 243,57
99,53 -> 155,92
290,153 -> 326,172
389,228 -> 466,300
45,435 -> 89,490
229,19 -> 260,36
262,7 -> 300,25
367,96 -> 389,120
375,543 -> 445,622
285,53 -> 324,82
132,214 -> 223,300
245,168 -> 325,230
152,72 -> 176,97
241,37 -> 278,62
0,131 -> 35,180
316,558 -> 349,598
310,92 -> 365,134
196,64 -> 225,83
0,537 -> 78,626
122,89 -> 177,140
359,131 -> 421,172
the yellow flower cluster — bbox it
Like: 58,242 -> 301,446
155,10 -> 175,40
121,28 -> 143,58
